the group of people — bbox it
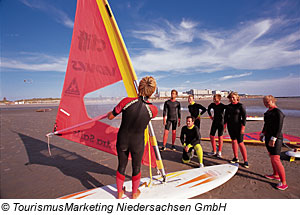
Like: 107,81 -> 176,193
161,90 -> 249,168
107,76 -> 288,199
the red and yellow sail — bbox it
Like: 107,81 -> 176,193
54,0 -> 156,167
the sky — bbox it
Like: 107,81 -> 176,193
1,0 -> 299,100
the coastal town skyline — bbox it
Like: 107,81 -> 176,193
1,0 -> 299,100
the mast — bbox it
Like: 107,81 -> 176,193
101,0 -> 166,181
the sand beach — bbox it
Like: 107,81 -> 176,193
0,97 -> 299,199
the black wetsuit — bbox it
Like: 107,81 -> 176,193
263,108 -> 285,155
188,102 -> 206,129
224,103 -> 246,143
180,125 -> 201,162
207,103 -> 226,136
163,99 -> 181,130
112,96 -> 158,176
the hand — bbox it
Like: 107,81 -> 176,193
107,111 -> 115,120
268,140 -> 275,147
259,133 -> 264,142
224,124 -> 227,133
163,117 -> 166,126
259,136 -> 264,142
178,119 -> 181,127
209,116 -> 213,120
241,126 -> 245,134
184,146 -> 188,152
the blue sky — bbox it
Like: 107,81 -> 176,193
1,0 -> 299,100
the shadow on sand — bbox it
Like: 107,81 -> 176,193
17,132 -> 122,190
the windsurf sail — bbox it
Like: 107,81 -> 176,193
201,132 -> 300,146
48,0 -> 165,175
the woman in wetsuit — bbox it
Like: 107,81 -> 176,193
224,92 -> 249,168
260,95 -> 288,190
107,76 -> 158,199
207,94 -> 226,158
161,89 -> 181,151
180,116 -> 204,168
188,94 -> 206,130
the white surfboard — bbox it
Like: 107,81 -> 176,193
246,116 -> 264,121
286,150 -> 300,158
152,116 -> 263,121
59,163 -> 238,199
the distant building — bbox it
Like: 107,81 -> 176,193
158,89 -> 233,99
212,90 -> 221,95
185,89 -> 212,98
159,91 -> 171,98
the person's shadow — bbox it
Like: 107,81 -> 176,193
17,132 -> 123,190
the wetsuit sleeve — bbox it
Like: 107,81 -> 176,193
274,109 -> 285,138
180,127 -> 185,145
178,102 -> 181,119
163,101 -> 167,118
262,119 -> 266,134
149,105 -> 158,118
112,97 -> 135,116
198,104 -> 207,115
240,104 -> 247,126
207,103 -> 213,117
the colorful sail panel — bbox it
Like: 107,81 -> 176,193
201,132 -> 300,146
54,0 -> 156,167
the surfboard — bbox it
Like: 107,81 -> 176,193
152,116 -> 263,121
59,163 -> 238,199
201,132 -> 300,146
245,116 -> 263,121
285,149 -> 300,162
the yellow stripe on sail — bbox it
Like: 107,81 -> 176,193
96,0 -> 137,97
96,0 -> 154,170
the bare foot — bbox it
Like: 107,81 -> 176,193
132,189 -> 141,199
117,186 -> 126,199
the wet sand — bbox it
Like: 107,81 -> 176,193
0,98 -> 300,199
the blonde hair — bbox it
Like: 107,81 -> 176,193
263,95 -> 277,103
214,94 -> 221,100
227,92 -> 240,101
138,76 -> 156,97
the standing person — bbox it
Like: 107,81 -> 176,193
180,116 -> 204,168
207,94 -> 226,157
187,95 -> 207,129
260,95 -> 288,190
107,76 -> 158,199
161,89 -> 181,151
224,92 -> 249,168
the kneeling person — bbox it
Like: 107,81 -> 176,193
180,116 -> 204,168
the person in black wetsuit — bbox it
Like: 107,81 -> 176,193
207,94 -> 226,157
107,76 -> 158,199
187,95 -> 206,130
180,116 -> 204,168
224,92 -> 249,168
259,95 -> 288,190
161,89 -> 181,151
